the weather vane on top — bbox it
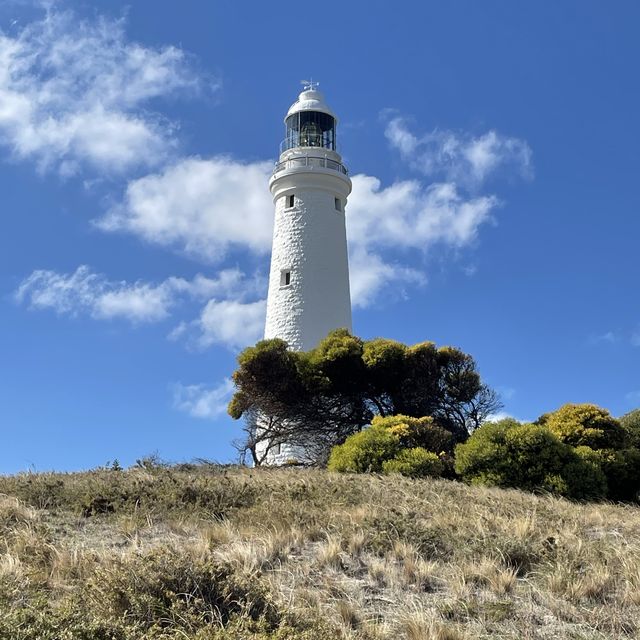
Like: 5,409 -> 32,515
301,78 -> 319,91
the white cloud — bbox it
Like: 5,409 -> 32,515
97,157 -> 274,261
195,299 -> 266,350
98,163 -> 501,309
631,328 -> 640,347
0,9 -> 204,175
345,175 -> 498,305
385,117 -> 532,188
486,411 -> 525,423
348,247 -> 425,309
15,265 -> 260,327
348,175 -> 498,251
172,378 -> 234,419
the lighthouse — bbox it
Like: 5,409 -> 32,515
258,82 -> 352,464
264,82 -> 352,351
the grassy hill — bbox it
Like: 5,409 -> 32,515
0,463 -> 638,639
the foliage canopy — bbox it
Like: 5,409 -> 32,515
538,403 -> 627,449
229,330 -> 499,465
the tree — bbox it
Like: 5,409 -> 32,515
363,340 -> 500,441
228,330 -> 500,465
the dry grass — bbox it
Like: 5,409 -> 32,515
0,465 -> 638,638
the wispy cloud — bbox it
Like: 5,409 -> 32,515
348,247 -> 426,309
15,266 -> 264,348
497,386 -> 516,401
172,378 -> 234,419
589,331 -> 620,345
384,116 -> 532,188
625,390 -> 640,405
0,9 -> 207,175
346,175 -> 499,305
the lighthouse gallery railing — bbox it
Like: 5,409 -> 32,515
273,155 -> 348,176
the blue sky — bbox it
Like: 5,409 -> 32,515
1,1 -> 639,473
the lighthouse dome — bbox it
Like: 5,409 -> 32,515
285,89 -> 338,123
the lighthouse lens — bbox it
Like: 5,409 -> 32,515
285,111 -> 335,151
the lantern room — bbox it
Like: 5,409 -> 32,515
281,85 -> 338,153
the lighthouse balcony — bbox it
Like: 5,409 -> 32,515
273,154 -> 348,176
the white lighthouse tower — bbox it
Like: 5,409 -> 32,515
264,82 -> 352,351
258,82 -> 352,464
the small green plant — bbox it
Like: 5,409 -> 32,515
102,459 -> 122,472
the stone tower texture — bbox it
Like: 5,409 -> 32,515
258,84 -> 352,464
264,85 -> 352,351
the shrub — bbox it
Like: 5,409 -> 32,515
328,414 -> 452,474
538,403 -> 627,450
562,449 -> 609,500
327,423 -> 399,473
620,409 -> 640,448
382,448 -> 444,478
575,446 -> 640,501
379,414 -> 455,454
454,419 -> 607,500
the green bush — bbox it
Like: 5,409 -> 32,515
538,403 -> 627,450
620,409 -> 640,449
327,422 -> 399,473
562,450 -> 609,501
536,404 -> 640,501
328,414 -> 451,475
377,414 -> 455,454
575,446 -> 640,501
382,447 -> 443,478
454,419 -> 607,500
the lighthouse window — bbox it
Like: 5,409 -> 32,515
335,197 -> 342,211
285,111 -> 336,151
286,194 -> 294,208
280,270 -> 291,286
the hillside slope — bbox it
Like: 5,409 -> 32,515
0,464 -> 638,639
